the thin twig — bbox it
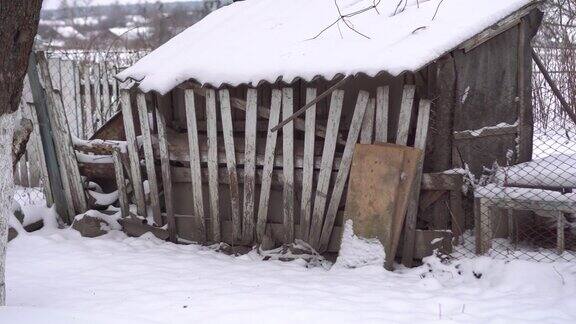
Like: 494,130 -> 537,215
309,0 -> 382,40
432,0 -> 446,21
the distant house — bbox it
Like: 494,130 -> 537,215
112,0 -> 543,255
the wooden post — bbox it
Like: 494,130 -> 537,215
299,88 -> 317,241
205,89 -> 221,242
184,89 -> 206,240
137,93 -> 163,226
112,149 -> 129,218
120,90 -> 146,216
309,90 -> 344,249
256,89 -> 282,242
319,90 -> 369,252
282,87 -> 295,243
242,88 -> 258,243
474,198 -> 492,255
155,97 -> 177,243
219,89 -> 242,243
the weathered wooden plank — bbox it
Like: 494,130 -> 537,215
205,89 -> 220,242
156,98 -> 177,243
309,90 -> 344,249
420,173 -> 463,191
60,60 -> 79,136
93,63 -> 103,127
474,198 -> 492,255
300,88 -> 317,241
23,101 -> 52,204
219,89 -> 242,242
120,90 -> 146,216
112,149 -> 130,218
137,93 -> 162,226
282,87 -> 295,243
319,90 -> 369,252
396,85 -> 415,145
453,124 -> 518,140
242,88 -> 258,243
401,99 -> 431,267
256,89 -> 282,242
73,63 -> 83,137
111,66 -> 119,110
101,63 -> 111,120
18,154 -> 29,187
360,98 -> 375,144
375,86 -> 389,143
83,64 -> 94,137
184,89 -> 207,241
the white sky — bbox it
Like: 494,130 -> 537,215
42,0 -> 198,10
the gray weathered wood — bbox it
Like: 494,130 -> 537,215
282,87 -> 295,243
319,90 -> 369,252
155,98 -> 177,243
360,98 -> 375,144
300,88 -> 317,241
474,198 -> 492,255
83,64 -> 94,137
101,63 -> 111,120
184,89 -> 206,240
401,99 -> 431,267
219,89 -> 242,242
93,63 -> 102,127
73,63 -> 83,137
453,124 -> 518,140
375,86 -> 389,143
396,85 -> 415,145
137,93 -> 162,226
120,90 -> 146,216
242,88 -> 258,242
205,89 -> 220,242
309,90 -> 344,249
256,89 -> 282,242
112,149 -> 129,218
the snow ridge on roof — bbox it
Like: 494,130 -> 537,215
118,0 -> 535,94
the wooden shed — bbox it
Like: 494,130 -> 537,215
105,0 -> 543,260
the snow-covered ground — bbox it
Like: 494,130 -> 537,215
3,225 -> 576,323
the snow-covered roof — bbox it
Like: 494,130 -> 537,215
118,0 -> 537,94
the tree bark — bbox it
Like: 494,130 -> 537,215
0,0 -> 43,306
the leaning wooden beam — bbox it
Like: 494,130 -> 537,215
137,93 -> 163,226
242,88 -> 258,242
205,89 -> 221,242
155,98 -> 177,243
309,90 -> 344,249
375,86 -> 390,143
256,89 -> 282,242
184,83 -> 345,145
319,90 -> 369,252
282,88 -> 295,243
299,88 -> 317,241
112,149 -> 130,218
401,99 -> 431,267
360,98 -> 375,144
219,89 -> 242,243
120,90 -> 147,216
396,85 -> 416,145
184,89 -> 207,240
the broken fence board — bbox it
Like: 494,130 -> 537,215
242,88 -> 258,242
282,87 -> 295,243
299,88 -> 317,241
360,98 -> 375,144
375,86 -> 390,143
205,89 -> 221,242
396,85 -> 415,146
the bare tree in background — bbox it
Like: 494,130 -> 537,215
0,0 -> 43,305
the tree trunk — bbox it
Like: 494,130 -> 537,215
0,0 -> 43,306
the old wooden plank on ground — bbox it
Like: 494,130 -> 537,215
256,89 -> 282,242
375,86 -> 390,143
319,90 -> 369,252
137,93 -> 163,226
120,90 -> 147,216
309,90 -> 344,249
300,88 -> 317,241
282,87 -> 295,243
219,89 -> 242,242
205,89 -> 221,242
242,88 -> 258,242
184,89 -> 207,240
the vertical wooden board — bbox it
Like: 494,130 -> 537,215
120,90 -> 146,216
73,63 -> 84,138
205,89 -> 220,242
156,100 -> 177,243
137,93 -> 162,226
375,86 -> 390,143
83,64 -> 94,137
60,60 -> 79,136
93,63 -> 102,127
360,98 -> 375,144
112,149 -> 130,218
219,89 -> 242,242
300,88 -> 316,241
101,63 -> 111,120
282,87 -> 295,243
319,91 -> 369,252
256,89 -> 282,242
401,99 -> 431,267
396,85 -> 416,145
48,58 -> 61,90
242,88 -> 258,243
309,90 -> 344,249
184,89 -> 206,240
